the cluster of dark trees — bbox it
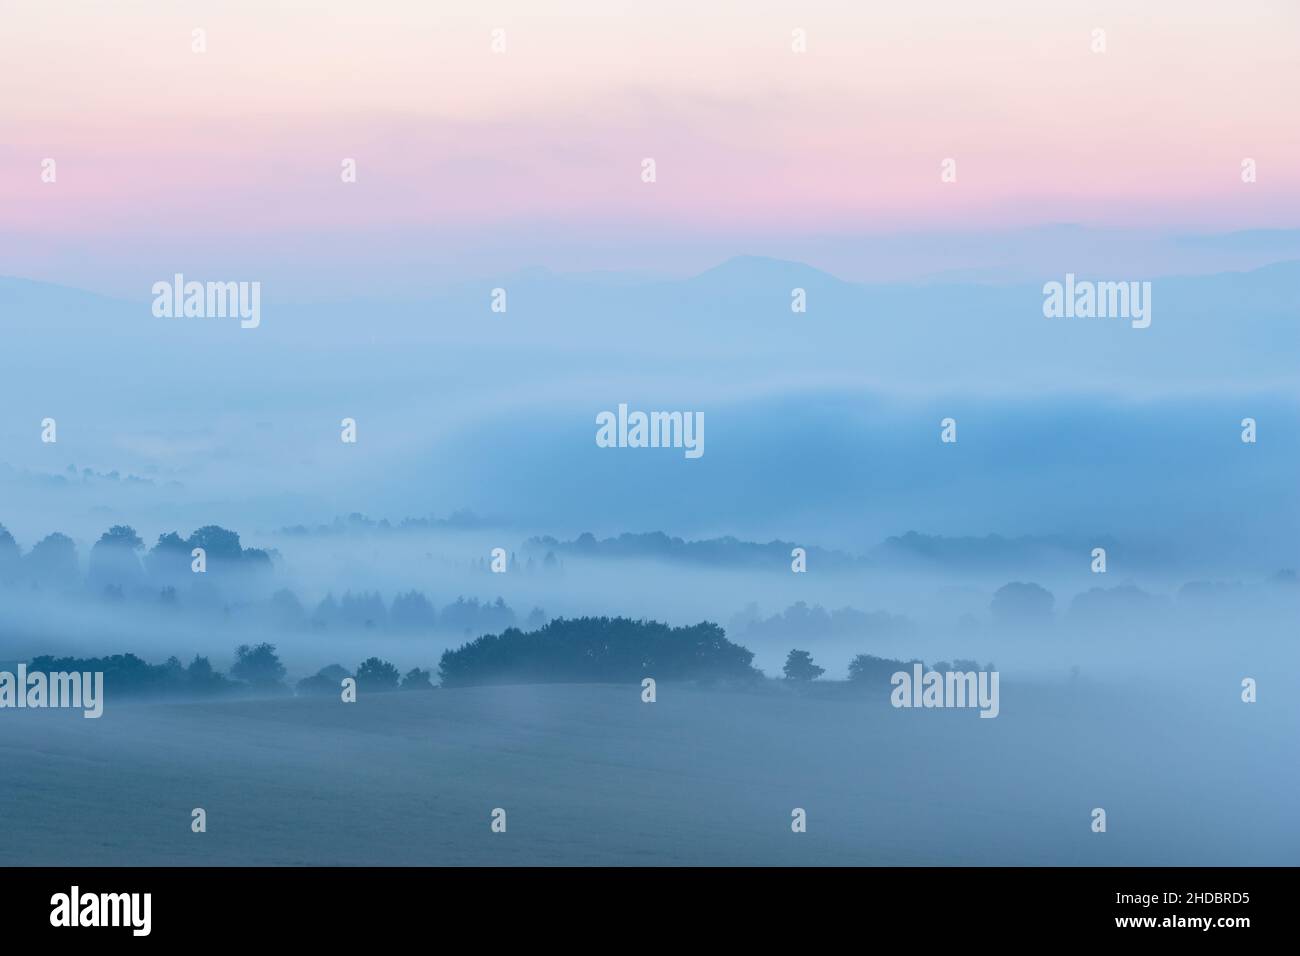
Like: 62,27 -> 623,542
295,660 -> 435,695
222,646 -> 439,695
846,654 -> 993,681
0,522 -> 272,596
437,616 -> 762,687
26,644 -> 437,698
780,650 -> 995,683
730,601 -> 915,643
226,644 -> 439,695
26,637 -> 1000,700
29,651 -> 238,698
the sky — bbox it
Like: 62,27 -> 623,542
2,0 -> 1299,294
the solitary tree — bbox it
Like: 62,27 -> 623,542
783,649 -> 825,681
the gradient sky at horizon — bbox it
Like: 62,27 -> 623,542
3,0 -> 1299,294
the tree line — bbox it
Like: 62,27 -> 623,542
27,644 -> 436,698
0,522 -> 271,593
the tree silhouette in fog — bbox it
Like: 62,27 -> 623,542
0,524 -> 20,584
990,582 -> 1055,627
782,649 -> 825,681
27,651 -> 235,697
88,525 -> 145,592
231,642 -> 287,690
144,531 -> 191,584
296,663 -> 351,696
847,653 -> 917,684
356,657 -> 400,692
438,616 -> 759,687
188,525 -> 243,562
400,667 -> 435,690
24,532 -> 80,589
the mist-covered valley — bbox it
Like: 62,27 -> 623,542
1,254 -> 1297,865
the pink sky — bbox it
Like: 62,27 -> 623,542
3,0 -> 1298,293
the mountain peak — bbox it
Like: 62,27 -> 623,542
688,255 -> 851,288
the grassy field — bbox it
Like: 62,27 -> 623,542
0,680 -> 1294,865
